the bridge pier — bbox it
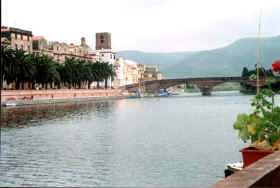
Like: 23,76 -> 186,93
200,87 -> 212,96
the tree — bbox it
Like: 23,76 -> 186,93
1,46 -> 15,88
53,62 -> 64,89
1,47 -> 118,90
13,49 -> 28,89
241,67 -> 249,77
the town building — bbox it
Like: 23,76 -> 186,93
95,32 -> 116,64
32,36 -> 93,63
91,32 -> 117,88
113,57 -> 162,88
96,32 -> 111,50
143,65 -> 163,81
32,36 -> 48,51
1,26 -> 163,89
113,58 -> 140,87
1,26 -> 33,53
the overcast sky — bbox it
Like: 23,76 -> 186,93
2,0 -> 280,52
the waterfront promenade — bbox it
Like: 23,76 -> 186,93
1,89 -> 129,105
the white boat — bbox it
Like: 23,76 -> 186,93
226,161 -> 243,171
168,91 -> 179,96
225,162 -> 243,177
4,102 -> 18,106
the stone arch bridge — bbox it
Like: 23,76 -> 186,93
122,76 -> 280,96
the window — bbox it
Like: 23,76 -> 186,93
21,34 -> 23,40
100,35 -> 104,43
15,33 -> 17,39
27,36 -> 29,41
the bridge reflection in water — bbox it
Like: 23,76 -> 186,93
123,76 -> 280,96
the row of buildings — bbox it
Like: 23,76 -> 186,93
1,26 -> 162,89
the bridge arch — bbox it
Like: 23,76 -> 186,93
122,77 -> 280,96
211,81 -> 241,91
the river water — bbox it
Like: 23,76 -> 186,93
1,91 -> 271,187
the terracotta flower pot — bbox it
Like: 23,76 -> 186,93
240,147 -> 274,168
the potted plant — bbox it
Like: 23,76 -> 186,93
233,60 -> 280,168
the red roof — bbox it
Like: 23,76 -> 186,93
1,28 -> 9,32
32,36 -> 43,40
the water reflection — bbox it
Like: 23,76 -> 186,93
1,92 -> 259,187
2,101 -> 117,129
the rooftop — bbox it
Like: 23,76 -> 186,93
1,27 -> 32,35
32,36 -> 44,40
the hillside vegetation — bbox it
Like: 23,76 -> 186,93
117,35 -> 280,78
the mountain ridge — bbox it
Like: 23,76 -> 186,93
117,35 -> 280,78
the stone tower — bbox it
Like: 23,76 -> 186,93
95,32 -> 111,50
81,37 -> 86,47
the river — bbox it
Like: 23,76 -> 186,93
1,91 -> 269,187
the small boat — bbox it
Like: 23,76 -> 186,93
156,89 -> 169,97
224,161 -> 243,177
168,91 -> 179,96
129,93 -> 144,98
3,102 -> 18,106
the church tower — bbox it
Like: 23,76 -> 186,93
81,37 -> 86,47
95,32 -> 111,50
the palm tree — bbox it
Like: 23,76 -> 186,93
1,47 -> 118,90
35,55 -> 54,89
13,49 -> 28,89
101,62 -> 116,89
53,61 -> 64,89
1,46 -> 15,89
64,57 -> 77,89
25,53 -> 39,89
85,61 -> 94,89
108,63 -> 116,88
47,61 -> 61,89
91,61 -> 104,88
77,59 -> 94,89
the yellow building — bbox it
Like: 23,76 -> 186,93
143,65 -> 163,81
113,57 -> 162,88
32,36 -> 93,63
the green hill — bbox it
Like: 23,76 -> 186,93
116,51 -> 195,71
117,35 -> 280,78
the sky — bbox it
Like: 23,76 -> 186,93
2,0 -> 280,52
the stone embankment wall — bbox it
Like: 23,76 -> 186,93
1,89 -> 128,103
209,150 -> 280,188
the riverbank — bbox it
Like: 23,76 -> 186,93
1,89 -> 130,106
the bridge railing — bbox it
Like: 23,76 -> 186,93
122,76 -> 280,89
